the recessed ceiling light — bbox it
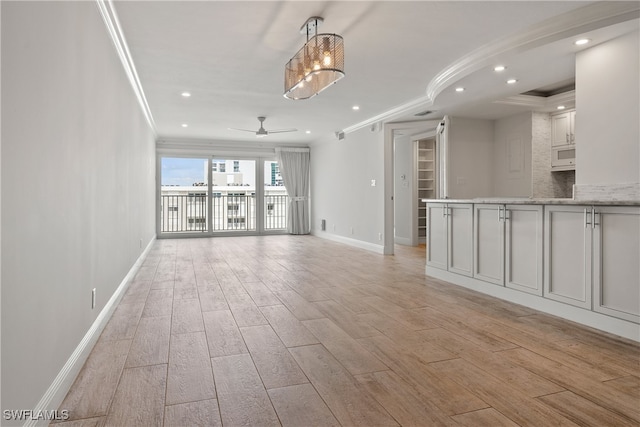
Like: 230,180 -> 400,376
575,38 -> 590,46
557,105 -> 566,110
352,105 -> 360,110
507,79 -> 518,84
305,130 -> 311,134
181,123 -> 188,127
494,65 -> 506,72
455,87 -> 465,92
181,92 -> 191,97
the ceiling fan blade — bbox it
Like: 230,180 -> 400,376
267,128 -> 298,134
228,127 -> 257,133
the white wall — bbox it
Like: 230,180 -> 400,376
493,112 -> 532,197
310,127 -> 385,250
1,1 -> 156,416
575,29 -> 640,188
447,117 -> 495,198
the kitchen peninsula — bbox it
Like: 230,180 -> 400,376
422,197 -> 640,341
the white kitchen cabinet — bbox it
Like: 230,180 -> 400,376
551,110 -> 575,147
426,203 -> 473,277
474,204 -> 543,294
544,205 -> 591,309
505,205 -> 543,295
592,206 -> 640,323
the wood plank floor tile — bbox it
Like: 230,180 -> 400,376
429,358 -> 578,426
104,364 -> 167,427
173,282 -> 198,300
171,298 -> 204,335
164,399 -> 221,427
59,339 -> 131,420
603,375 -> 640,396
242,281 -> 281,307
358,335 -> 489,415
499,347 -> 640,423
313,300 -> 381,338
537,390 -> 638,427
231,304 -> 269,327
274,289 -> 325,320
451,408 -> 519,427
211,353 -> 280,427
289,344 -> 399,426
125,315 -> 171,368
260,304 -> 319,348
50,417 -> 105,427
198,287 -> 229,312
268,383 -> 340,427
202,310 -> 248,357
166,331 -> 216,405
355,370 -> 458,426
240,324 -> 308,389
98,302 -> 144,342
360,313 -> 456,363
302,318 -> 388,375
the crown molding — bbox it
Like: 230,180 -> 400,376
96,0 -> 157,136
342,95 -> 432,135
425,2 -> 639,102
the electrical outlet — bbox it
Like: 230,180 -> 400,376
378,233 -> 382,241
91,288 -> 96,309
371,179 -> 376,187
350,227 -> 354,235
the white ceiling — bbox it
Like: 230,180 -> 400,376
113,1 -> 640,144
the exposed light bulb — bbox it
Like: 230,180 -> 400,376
323,55 -> 331,66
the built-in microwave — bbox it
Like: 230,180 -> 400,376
551,146 -> 576,169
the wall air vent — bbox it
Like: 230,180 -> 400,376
415,110 -> 435,117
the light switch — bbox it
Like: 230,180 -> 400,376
371,179 -> 376,186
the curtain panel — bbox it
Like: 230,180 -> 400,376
275,147 -> 310,234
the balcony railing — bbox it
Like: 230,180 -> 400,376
160,194 -> 288,233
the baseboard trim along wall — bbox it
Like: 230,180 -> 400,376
25,236 -> 157,427
426,266 -> 640,342
311,230 -> 385,254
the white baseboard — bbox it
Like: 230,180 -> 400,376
311,230 -> 385,254
393,236 -> 413,246
26,236 -> 157,427
426,266 -> 640,342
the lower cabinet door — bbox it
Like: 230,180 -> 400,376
505,205 -> 543,295
544,205 -> 592,309
426,203 -> 448,271
592,206 -> 640,323
473,204 -> 504,285
448,204 -> 473,277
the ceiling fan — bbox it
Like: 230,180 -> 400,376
229,116 -> 297,138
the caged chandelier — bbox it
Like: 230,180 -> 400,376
284,17 -> 344,100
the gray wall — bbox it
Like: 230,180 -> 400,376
493,112 -> 533,197
393,134 -> 414,245
1,1 -> 156,414
310,126 -> 385,249
447,117 -> 495,198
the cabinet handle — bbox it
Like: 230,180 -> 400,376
566,133 -> 570,143
584,208 -> 591,228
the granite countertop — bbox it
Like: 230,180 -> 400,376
421,198 -> 640,206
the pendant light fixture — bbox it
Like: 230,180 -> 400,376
284,17 -> 344,100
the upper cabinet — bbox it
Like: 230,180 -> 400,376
551,109 -> 576,171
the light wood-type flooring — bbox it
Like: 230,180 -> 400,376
55,235 -> 640,426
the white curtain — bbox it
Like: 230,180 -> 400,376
276,147 -> 310,235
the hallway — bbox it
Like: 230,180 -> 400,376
56,235 -> 639,426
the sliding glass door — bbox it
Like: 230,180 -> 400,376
158,156 -> 288,236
